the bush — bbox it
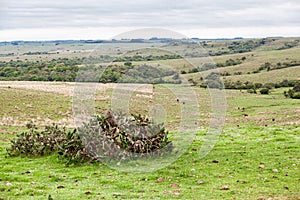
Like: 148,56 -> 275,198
7,111 -> 172,164
57,129 -> 94,165
260,88 -> 270,95
6,123 -> 66,157
254,83 -> 263,89
247,89 -> 256,94
291,93 -> 300,99
79,112 -> 172,160
284,82 -> 300,99
263,83 -> 275,89
188,68 -> 198,73
293,82 -> 300,92
205,72 -> 224,89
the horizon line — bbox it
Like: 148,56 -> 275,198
1,36 -> 297,43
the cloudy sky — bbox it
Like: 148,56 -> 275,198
0,0 -> 299,41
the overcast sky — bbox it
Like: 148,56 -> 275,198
0,0 -> 299,41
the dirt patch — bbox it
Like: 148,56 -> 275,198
0,81 -> 154,128
0,115 -> 75,128
0,81 -> 153,97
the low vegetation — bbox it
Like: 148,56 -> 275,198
284,82 -> 300,99
113,54 -> 182,62
199,74 -> 300,96
252,60 -> 300,74
7,111 -> 172,166
1,125 -> 299,199
0,59 -> 181,84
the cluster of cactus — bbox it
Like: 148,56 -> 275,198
6,123 -> 95,165
6,123 -> 66,157
6,111 -> 172,164
79,111 -> 172,160
56,129 -> 94,165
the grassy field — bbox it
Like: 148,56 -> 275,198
177,46 -> 300,83
116,42 -> 300,85
0,85 -> 72,127
222,66 -> 300,84
0,82 -> 299,199
1,125 -> 299,199
0,37 -> 300,199
0,43 -> 162,62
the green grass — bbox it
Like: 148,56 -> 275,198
178,46 -> 300,83
223,66 -> 300,84
225,88 -> 300,127
0,126 -> 299,199
0,84 -> 299,199
0,87 -> 71,126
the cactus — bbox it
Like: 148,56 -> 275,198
79,111 -> 172,160
7,111 -> 172,164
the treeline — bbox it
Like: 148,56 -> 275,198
198,73 -> 299,93
252,60 -> 300,74
206,39 -> 267,56
223,79 -> 299,90
118,64 -> 181,84
0,59 -> 181,84
206,39 -> 299,57
184,38 -> 293,57
80,64 -> 181,84
276,40 -> 299,50
181,59 -> 300,77
218,60 -> 300,77
181,57 -> 246,74
113,54 -> 182,62
227,40 -> 264,53
23,51 -> 57,55
0,58 -> 82,81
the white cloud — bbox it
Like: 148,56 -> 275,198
0,0 -> 299,40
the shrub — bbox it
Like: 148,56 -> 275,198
284,82 -> 300,99
79,112 -> 172,160
7,111 -> 172,164
260,88 -> 270,95
247,89 -> 256,94
6,123 -> 66,157
263,83 -> 275,89
234,72 -> 242,75
188,68 -> 199,73
57,129 -> 94,165
293,82 -> 300,92
205,72 -> 224,89
291,93 -> 300,99
254,83 -> 263,89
